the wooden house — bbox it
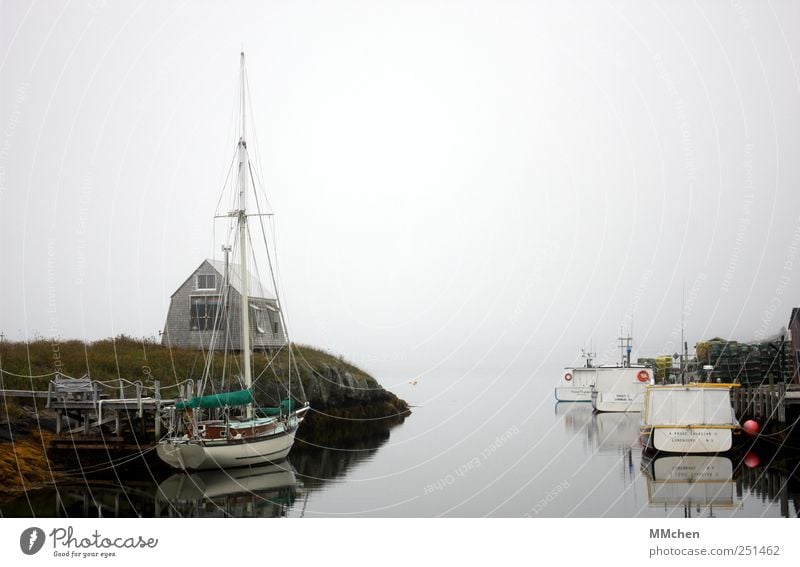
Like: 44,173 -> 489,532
161,259 -> 286,351
791,308 -> 800,384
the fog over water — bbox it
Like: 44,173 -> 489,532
1,1 -> 799,389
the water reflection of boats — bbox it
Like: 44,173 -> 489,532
155,463 -> 300,518
557,403 -> 640,451
587,412 -> 641,453
641,454 -> 738,514
1,412 -> 406,518
556,401 -> 594,434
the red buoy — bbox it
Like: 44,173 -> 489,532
742,419 -> 760,435
744,452 -> 761,468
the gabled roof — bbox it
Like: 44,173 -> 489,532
790,307 -> 800,327
207,259 -> 275,300
169,259 -> 275,300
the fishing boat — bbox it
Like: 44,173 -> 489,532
157,53 -> 309,471
640,383 -> 740,453
589,335 -> 653,412
591,365 -> 653,412
555,349 -> 596,402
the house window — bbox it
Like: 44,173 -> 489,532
272,314 -> 281,336
190,296 -> 223,331
252,305 -> 268,335
196,274 -> 216,290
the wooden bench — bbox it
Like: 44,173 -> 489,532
47,375 -> 99,406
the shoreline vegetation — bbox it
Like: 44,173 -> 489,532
0,336 -> 410,502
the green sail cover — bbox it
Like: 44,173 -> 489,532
175,389 -> 254,410
257,398 -> 295,416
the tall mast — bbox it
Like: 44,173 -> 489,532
237,52 -> 253,417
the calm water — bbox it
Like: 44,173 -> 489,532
3,369 -> 799,518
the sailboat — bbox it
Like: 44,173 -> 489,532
157,53 -> 309,471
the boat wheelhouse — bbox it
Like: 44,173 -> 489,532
640,383 -> 740,453
555,366 -> 597,402
591,365 -> 653,412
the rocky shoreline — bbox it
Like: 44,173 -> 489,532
0,338 -> 410,504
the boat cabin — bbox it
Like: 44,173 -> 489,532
591,366 -> 653,412
640,384 -> 739,453
642,385 -> 737,428
555,367 -> 597,402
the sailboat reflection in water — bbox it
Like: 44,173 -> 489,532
156,463 -> 301,518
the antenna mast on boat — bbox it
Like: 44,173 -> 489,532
581,346 -> 595,368
618,329 -> 633,368
238,51 -> 253,418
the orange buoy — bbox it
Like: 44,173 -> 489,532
742,419 -> 760,435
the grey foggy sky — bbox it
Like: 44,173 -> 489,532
1,1 -> 799,377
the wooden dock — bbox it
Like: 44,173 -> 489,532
731,383 -> 800,425
0,375 -> 193,443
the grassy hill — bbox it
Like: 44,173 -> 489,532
1,335 -> 367,387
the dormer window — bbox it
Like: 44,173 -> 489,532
252,305 -> 268,335
197,274 -> 216,290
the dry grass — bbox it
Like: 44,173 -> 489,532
0,336 -> 376,393
0,431 -> 60,500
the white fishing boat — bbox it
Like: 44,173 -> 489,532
157,53 -> 309,471
591,365 -> 653,412
555,349 -> 596,402
590,334 -> 653,412
640,383 -> 740,453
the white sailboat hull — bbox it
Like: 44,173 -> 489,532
157,423 -> 300,471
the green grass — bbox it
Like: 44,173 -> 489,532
0,336 -> 379,399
